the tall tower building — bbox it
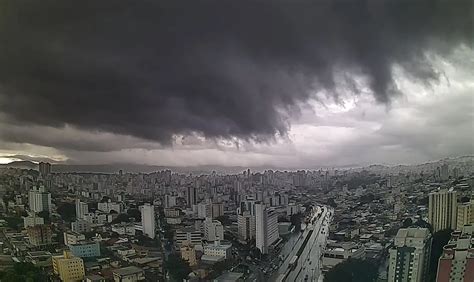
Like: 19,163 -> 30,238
187,186 -> 197,207
436,225 -> 474,282
28,186 -> 51,213
388,228 -> 432,282
75,199 -> 89,220
429,189 -> 458,232
255,203 -> 279,254
238,211 -> 256,242
456,200 -> 473,230
38,162 -> 52,177
203,217 -> 224,241
141,203 -> 155,239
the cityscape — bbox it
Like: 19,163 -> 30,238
0,157 -> 472,281
0,0 -> 473,282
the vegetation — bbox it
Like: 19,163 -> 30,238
324,258 -> 378,282
164,254 -> 191,281
0,262 -> 46,282
402,218 -> 413,228
37,211 -> 50,223
56,202 -> 76,222
429,229 -> 452,281
216,215 -> 232,226
290,213 -> 302,231
4,216 -> 23,230
127,208 -> 141,221
111,213 -> 130,224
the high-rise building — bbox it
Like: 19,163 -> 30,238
436,225 -> 474,282
429,189 -> 458,232
203,217 -> 224,241
440,163 -> 449,181
28,186 -> 51,213
23,214 -> 44,228
197,202 -> 212,219
238,211 -> 255,242
141,203 -> 155,239
456,200 -> 473,230
164,195 -> 177,208
388,228 -> 432,282
211,202 -> 224,218
75,199 -> 89,220
38,162 -> 51,177
27,224 -> 53,246
187,186 -> 197,207
52,250 -> 85,282
255,203 -> 279,254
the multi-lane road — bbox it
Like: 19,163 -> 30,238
276,206 -> 332,282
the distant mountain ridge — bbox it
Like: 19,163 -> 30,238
1,155 -> 472,174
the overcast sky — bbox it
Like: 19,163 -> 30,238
0,0 -> 472,168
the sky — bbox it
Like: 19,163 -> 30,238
0,0 -> 472,168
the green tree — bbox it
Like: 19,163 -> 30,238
165,254 -> 191,281
429,229 -> 452,281
127,208 -> 141,221
0,262 -> 46,282
56,202 -> 76,222
111,213 -> 130,224
402,218 -> 413,228
324,258 -> 378,282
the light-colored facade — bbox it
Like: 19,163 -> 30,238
28,186 -> 51,213
211,202 -> 224,218
388,228 -> 432,282
436,225 -> 474,282
71,219 -> 91,233
456,201 -> 473,230
429,189 -> 458,232
140,203 -> 155,239
75,199 -> 89,220
322,242 -> 365,270
64,231 -> 86,246
204,217 -> 224,241
97,202 -> 123,213
23,214 -> 44,228
180,243 -> 197,266
255,203 -> 279,254
203,241 -> 232,259
52,250 -> 85,282
175,229 -> 202,248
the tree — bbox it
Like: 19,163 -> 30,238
402,218 -> 413,228
413,219 -> 433,233
324,258 -> 378,282
56,202 -> 76,222
37,211 -> 50,223
164,254 -> 191,281
460,196 -> 471,203
111,213 -> 130,224
290,213 -> 302,231
429,229 -> 452,281
0,262 -> 46,282
327,198 -> 337,208
127,208 -> 141,222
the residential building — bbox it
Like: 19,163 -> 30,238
187,186 -> 198,207
69,241 -> 101,258
388,228 -> 432,282
27,224 -> 52,247
175,229 -> 202,248
28,186 -> 51,213
237,211 -> 255,242
436,225 -> 474,282
204,217 -> 224,241
97,201 -> 123,213
111,223 -> 136,236
197,202 -> 212,219
212,202 -> 225,218
255,203 -> 279,254
38,162 -> 51,177
52,250 -> 85,282
164,195 -> 176,208
457,200 -> 473,230
141,203 -> 155,239
23,214 -> 44,228
64,231 -> 86,246
75,199 -> 89,220
429,189 -> 458,232
71,219 -> 91,233
112,266 -> 145,282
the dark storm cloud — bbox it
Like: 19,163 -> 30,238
0,0 -> 471,146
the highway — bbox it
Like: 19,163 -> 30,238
277,206 -> 331,282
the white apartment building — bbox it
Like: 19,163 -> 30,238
237,211 -> 255,242
255,203 -> 279,254
203,217 -> 224,241
140,203 -> 155,239
75,199 -> 89,220
388,228 -> 432,282
28,186 -> 51,213
428,189 -> 458,232
203,241 -> 232,259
